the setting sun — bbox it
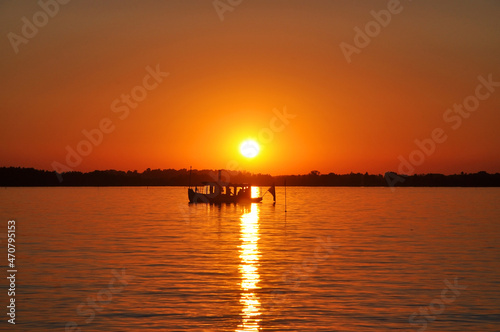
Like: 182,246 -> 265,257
1,2 -> 500,332
240,140 -> 260,158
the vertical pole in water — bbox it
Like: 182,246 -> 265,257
189,166 -> 192,189
284,179 -> 287,213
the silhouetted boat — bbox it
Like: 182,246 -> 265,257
188,170 -> 275,204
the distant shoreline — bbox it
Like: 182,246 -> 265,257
3,185 -> 500,188
1,167 -> 499,187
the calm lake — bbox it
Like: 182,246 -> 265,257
0,187 -> 499,331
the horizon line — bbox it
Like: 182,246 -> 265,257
1,166 -> 499,178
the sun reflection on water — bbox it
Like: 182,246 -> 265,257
236,203 -> 261,332
251,186 -> 260,199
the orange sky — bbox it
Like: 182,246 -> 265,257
1,0 -> 499,175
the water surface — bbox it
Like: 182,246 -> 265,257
0,187 -> 499,331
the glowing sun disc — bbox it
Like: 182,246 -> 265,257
240,140 -> 260,158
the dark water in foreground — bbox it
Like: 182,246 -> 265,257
0,187 -> 499,331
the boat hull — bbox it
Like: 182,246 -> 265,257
188,189 -> 262,204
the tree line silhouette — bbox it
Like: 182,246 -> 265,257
1,167 -> 499,187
